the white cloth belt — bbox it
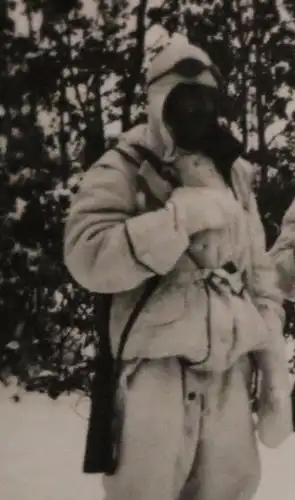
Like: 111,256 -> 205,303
195,265 -> 247,298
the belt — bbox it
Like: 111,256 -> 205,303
195,261 -> 247,298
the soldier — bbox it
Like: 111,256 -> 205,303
64,35 -> 292,500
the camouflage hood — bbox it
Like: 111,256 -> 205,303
145,34 -> 222,162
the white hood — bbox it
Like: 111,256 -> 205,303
145,34 -> 220,162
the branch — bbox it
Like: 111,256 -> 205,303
62,21 -> 89,123
97,0 -> 118,31
121,0 -> 149,130
157,0 -> 170,8
24,0 -> 36,43
231,0 -> 251,61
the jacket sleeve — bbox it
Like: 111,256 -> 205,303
248,193 -> 285,328
268,199 -> 295,299
64,148 -> 191,293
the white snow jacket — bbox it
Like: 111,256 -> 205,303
269,198 -> 295,301
64,35 -> 292,448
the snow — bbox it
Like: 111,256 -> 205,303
9,0 -> 29,37
1,382 -> 295,500
8,198 -> 28,221
286,98 -> 295,119
48,290 -> 64,312
0,383 -> 102,500
148,0 -> 168,7
105,119 -> 122,138
275,0 -> 295,33
277,85 -> 292,100
275,61 -> 291,73
37,109 -> 59,136
80,0 -> 97,19
81,344 -> 96,359
0,136 -> 8,154
265,119 -> 288,148
145,24 -> 170,53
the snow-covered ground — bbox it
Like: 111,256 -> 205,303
0,382 -> 295,500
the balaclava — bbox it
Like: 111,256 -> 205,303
162,81 -> 220,153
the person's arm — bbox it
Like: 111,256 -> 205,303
248,196 -> 292,449
269,199 -> 295,299
248,193 -> 285,330
64,148 -> 187,293
64,148 -> 224,294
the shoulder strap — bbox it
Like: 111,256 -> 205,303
115,143 -> 179,189
114,146 -> 141,169
96,277 -> 161,386
114,144 -> 163,175
131,144 -> 179,188
95,144 -> 163,373
95,294 -> 113,363
113,275 -> 160,382
117,139 -> 250,213
130,144 -> 163,176
103,143 -> 184,378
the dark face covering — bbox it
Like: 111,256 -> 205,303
163,82 -> 243,185
163,82 -> 220,153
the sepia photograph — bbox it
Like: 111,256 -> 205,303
1,1 -> 295,499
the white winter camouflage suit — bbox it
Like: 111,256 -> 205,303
64,35 -> 292,500
270,198 -> 295,301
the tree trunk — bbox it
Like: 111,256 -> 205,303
83,73 -> 105,168
58,71 -> 69,187
23,0 -> 46,166
236,5 -> 249,150
64,27 -> 106,167
230,0 -> 250,151
121,0 -> 148,131
252,0 -> 267,182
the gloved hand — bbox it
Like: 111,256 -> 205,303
166,186 -> 227,237
254,310 -> 293,448
257,377 -> 292,448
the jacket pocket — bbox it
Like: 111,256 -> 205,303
111,279 -> 186,331
138,282 -> 186,326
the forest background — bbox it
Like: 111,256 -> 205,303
1,0 -> 295,397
